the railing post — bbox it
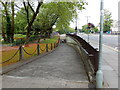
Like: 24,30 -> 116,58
51,43 -> 53,50
56,41 -> 58,47
59,37 -> 60,44
46,44 -> 48,52
37,44 -> 40,55
19,45 -> 24,60
54,43 -> 56,48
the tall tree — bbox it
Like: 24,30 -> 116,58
11,2 -> 14,42
14,7 -> 28,33
33,1 -> 87,37
103,9 -> 113,32
1,13 -> 7,42
23,0 -> 43,39
1,2 -> 11,42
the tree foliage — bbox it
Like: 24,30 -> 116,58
103,9 -> 113,32
33,1 -> 87,37
14,7 -> 32,33
0,2 -> 12,42
82,24 -> 98,33
1,0 -> 87,43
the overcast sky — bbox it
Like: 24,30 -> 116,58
70,0 -> 120,29
1,0 -> 119,29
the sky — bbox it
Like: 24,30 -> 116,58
70,0 -> 120,29
0,0 -> 119,29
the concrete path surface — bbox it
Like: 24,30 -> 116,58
2,43 -> 89,88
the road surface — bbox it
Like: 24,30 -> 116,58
78,33 -> 118,88
78,33 -> 119,51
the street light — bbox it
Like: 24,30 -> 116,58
75,18 -> 77,34
75,7 -> 78,34
85,16 -> 90,43
96,0 -> 104,88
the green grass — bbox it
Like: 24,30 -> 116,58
40,36 -> 58,44
14,34 -> 26,38
0,34 -> 26,40
0,36 -> 2,39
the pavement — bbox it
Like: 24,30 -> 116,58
90,41 -> 118,88
2,43 -> 89,88
78,33 -> 118,88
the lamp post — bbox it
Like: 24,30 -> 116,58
85,16 -> 90,42
75,7 -> 78,34
96,0 -> 104,88
75,17 -> 77,34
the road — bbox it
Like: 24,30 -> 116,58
77,33 -> 119,51
78,33 -> 118,88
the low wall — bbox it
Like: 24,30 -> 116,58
66,34 -> 99,82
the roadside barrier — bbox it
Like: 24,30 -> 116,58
66,34 -> 99,82
1,37 -> 60,67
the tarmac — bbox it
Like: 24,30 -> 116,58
77,33 -> 118,88
88,39 -> 118,88
2,43 -> 89,88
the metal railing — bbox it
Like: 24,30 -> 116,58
66,34 -> 99,74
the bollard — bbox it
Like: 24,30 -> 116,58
46,44 -> 48,52
37,44 -> 40,55
54,43 -> 56,48
19,45 -> 24,60
51,43 -> 53,50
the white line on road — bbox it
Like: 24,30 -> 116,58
89,40 -> 119,52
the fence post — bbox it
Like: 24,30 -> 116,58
51,43 -> 53,50
57,41 -> 58,46
37,44 -> 40,55
54,43 -> 56,48
58,37 -> 60,44
19,45 -> 24,60
46,44 -> 48,52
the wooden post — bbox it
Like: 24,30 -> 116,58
46,44 -> 48,52
19,45 -> 24,60
51,43 -> 52,50
37,44 -> 40,55
54,43 -> 56,48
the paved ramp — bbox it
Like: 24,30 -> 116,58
2,43 -> 89,88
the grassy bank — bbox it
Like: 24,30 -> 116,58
40,36 -> 59,44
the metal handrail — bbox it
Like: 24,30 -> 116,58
67,34 -> 99,73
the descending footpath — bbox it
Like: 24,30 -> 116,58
2,43 -> 89,88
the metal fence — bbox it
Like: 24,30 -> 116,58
66,34 -> 99,74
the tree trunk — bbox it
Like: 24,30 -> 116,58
2,15 -> 7,42
6,16 -> 11,43
4,2 -> 11,43
11,2 -> 14,42
24,2 -> 43,39
23,2 -> 31,41
1,2 -> 11,42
